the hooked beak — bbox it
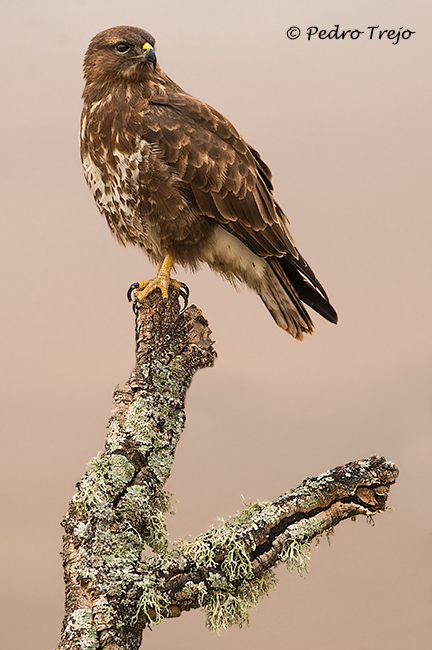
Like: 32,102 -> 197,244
142,46 -> 157,70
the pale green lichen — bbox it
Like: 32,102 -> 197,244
182,580 -> 208,607
279,517 -> 330,575
152,361 -> 182,396
171,516 -> 280,632
74,520 -> 91,539
302,494 -> 319,508
124,397 -> 160,452
172,494 -> 335,632
147,451 -> 172,480
73,454 -> 135,518
93,595 -> 115,627
204,568 -> 277,631
65,349 -> 210,640
221,542 -> 254,582
75,521 -> 142,590
207,572 -> 230,591
115,484 -> 172,554
121,384 -> 185,484
106,418 -> 124,451
234,498 -> 270,524
280,537 -> 311,575
174,523 -> 254,582
292,473 -> 334,505
146,511 -> 169,554
174,536 -> 217,569
133,574 -> 170,626
64,609 -> 98,650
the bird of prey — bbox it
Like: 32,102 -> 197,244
81,26 -> 337,339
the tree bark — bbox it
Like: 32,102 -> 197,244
57,289 -> 399,649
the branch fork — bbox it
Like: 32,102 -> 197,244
57,290 -> 398,650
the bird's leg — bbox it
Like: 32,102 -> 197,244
127,253 -> 189,308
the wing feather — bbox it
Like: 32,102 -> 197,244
144,92 -> 297,259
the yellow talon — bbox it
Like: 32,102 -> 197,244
134,276 -> 181,303
130,253 -> 180,303
127,253 -> 190,311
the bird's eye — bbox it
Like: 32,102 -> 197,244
115,42 -> 130,53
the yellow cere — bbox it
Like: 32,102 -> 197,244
142,42 -> 153,52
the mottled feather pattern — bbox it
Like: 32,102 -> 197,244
81,26 -> 337,338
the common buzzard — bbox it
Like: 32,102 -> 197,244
81,26 -> 337,339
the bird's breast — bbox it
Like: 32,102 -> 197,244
81,146 -> 161,259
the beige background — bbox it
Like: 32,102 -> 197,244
1,1 -> 431,648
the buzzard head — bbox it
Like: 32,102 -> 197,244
83,26 -> 157,83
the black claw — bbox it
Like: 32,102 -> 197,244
179,282 -> 190,313
127,282 -> 139,302
180,282 -> 190,300
132,298 -> 139,315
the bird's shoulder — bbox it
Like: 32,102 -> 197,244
149,85 -> 275,194
140,82 -> 256,188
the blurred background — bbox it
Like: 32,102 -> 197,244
1,1 -> 431,648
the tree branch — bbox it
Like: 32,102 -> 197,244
57,290 -> 398,649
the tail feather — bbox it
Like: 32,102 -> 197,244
277,258 -> 338,324
260,257 -> 337,339
259,264 -> 314,340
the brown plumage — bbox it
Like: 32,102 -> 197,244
81,25 -> 338,339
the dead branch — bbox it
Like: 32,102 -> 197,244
57,289 -> 398,650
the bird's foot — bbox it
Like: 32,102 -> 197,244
127,277 -> 189,312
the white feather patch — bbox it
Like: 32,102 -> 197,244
204,225 -> 266,289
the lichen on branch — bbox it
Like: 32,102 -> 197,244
57,291 -> 398,650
